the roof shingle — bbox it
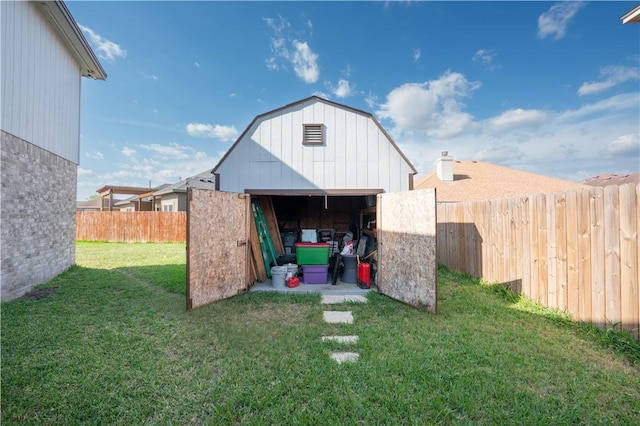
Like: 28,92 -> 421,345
414,160 -> 589,203
582,173 -> 640,187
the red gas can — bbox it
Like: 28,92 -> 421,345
357,263 -> 370,288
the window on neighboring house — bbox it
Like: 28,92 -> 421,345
163,204 -> 174,212
302,124 -> 323,145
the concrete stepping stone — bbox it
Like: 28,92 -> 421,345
323,311 -> 353,324
330,352 -> 359,364
322,335 -> 359,343
321,295 -> 367,304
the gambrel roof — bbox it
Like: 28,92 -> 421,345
213,96 -> 417,175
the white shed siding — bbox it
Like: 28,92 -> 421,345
1,1 -> 82,164
217,98 -> 413,193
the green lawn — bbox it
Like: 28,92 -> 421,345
2,242 -> 639,425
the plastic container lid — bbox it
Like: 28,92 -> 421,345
294,242 -> 331,248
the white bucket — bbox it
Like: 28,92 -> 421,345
284,263 -> 298,277
271,266 -> 287,289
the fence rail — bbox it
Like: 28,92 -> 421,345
437,184 -> 639,340
76,212 -> 186,243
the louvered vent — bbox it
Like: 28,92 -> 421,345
303,124 -> 323,145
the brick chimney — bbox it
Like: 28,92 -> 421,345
436,151 -> 454,182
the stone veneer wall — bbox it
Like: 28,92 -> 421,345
1,131 -> 77,300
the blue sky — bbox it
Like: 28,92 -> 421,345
68,1 -> 640,200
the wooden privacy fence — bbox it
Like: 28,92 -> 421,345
437,184 -> 639,340
76,212 -> 187,243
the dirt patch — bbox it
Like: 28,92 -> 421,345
20,287 -> 58,300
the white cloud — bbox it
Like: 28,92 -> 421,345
605,134 -> 640,157
475,145 -> 525,163
413,48 -> 421,62
537,2 -> 586,41
78,25 -> 126,61
312,90 -> 331,100
371,65 -> 637,182
141,72 -> 159,81
291,40 -> 319,83
376,71 -> 481,138
265,15 -> 290,72
195,62 -> 200,68
110,170 -> 141,179
557,92 -> 639,123
77,167 -> 94,177
488,108 -> 548,130
332,79 -> 352,98
139,142 -> 191,160
365,92 -> 378,109
264,16 -> 319,83
121,147 -> 137,158
86,151 -> 104,160
472,49 -> 499,71
265,57 -> 279,71
186,123 -> 239,142
577,65 -> 640,96
393,90 -> 639,184
78,139 -> 228,200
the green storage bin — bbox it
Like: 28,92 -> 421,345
295,243 -> 330,265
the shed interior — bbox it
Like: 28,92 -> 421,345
249,194 -> 379,289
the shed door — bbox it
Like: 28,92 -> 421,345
377,188 -> 437,313
186,188 -> 251,310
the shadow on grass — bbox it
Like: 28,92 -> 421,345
436,264 -> 640,366
113,264 -> 187,295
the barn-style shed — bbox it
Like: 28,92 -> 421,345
187,97 -> 437,312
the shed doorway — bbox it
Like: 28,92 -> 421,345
250,193 -> 380,294
186,188 -> 437,313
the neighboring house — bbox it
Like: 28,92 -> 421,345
114,195 -> 155,212
76,198 -> 123,212
621,4 -> 640,24
1,0 -> 106,300
414,152 -> 589,203
95,185 -> 163,211
582,173 -> 640,187
153,169 -> 216,212
94,172 -> 215,212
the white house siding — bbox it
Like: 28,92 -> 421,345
216,99 -> 414,194
161,193 -> 184,212
1,0 -> 82,164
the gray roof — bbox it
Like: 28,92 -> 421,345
76,198 -> 122,209
582,173 -> 640,187
154,170 -> 216,196
114,184 -> 171,206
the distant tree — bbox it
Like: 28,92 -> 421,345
88,195 -> 100,200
